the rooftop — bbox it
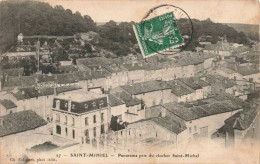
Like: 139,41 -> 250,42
224,108 -> 260,130
0,99 -> 17,109
108,94 -> 125,107
55,92 -> 106,103
237,66 -> 260,76
0,110 -> 47,137
121,80 -> 171,95
112,91 -> 141,107
166,80 -> 193,96
163,100 -> 242,121
178,77 -> 210,90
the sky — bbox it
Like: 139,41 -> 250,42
39,0 -> 259,24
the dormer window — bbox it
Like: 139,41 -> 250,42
99,100 -> 104,106
65,103 -> 68,108
84,103 -> 88,109
72,104 -> 76,110
92,102 -> 96,107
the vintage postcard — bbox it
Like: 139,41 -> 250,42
0,0 -> 259,163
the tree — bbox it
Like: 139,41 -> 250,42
109,116 -> 127,131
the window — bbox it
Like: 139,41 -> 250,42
101,113 -> 104,122
117,115 -> 122,122
93,115 -> 96,123
101,125 -> 105,134
65,103 -> 68,108
93,127 -> 96,137
56,114 -> 60,122
92,101 -> 96,107
194,126 -> 197,132
189,127 -> 192,134
56,125 -> 61,134
72,117 -> 75,126
85,130 -> 89,137
64,116 -> 67,124
85,117 -> 88,126
84,103 -> 88,109
72,104 -> 75,110
65,127 -> 68,136
72,130 -> 75,139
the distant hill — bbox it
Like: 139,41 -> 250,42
0,1 -> 253,55
225,23 -> 259,41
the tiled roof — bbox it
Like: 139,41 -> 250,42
150,117 -> 187,134
218,67 -> 236,74
237,66 -> 260,76
108,94 -> 125,107
2,76 -> 21,88
56,74 -> 78,84
113,91 -> 141,107
2,68 -> 24,76
146,105 -> 164,118
12,85 -> 82,100
121,80 -> 171,95
75,70 -> 111,80
163,100 -> 242,121
0,110 -> 47,137
224,108 -> 260,130
178,77 -> 210,90
0,99 -> 17,109
130,116 -> 187,134
166,80 -> 193,96
59,65 -> 78,73
36,74 -> 56,83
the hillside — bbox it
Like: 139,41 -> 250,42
0,1 -> 252,55
0,0 -> 96,53
225,23 -> 259,41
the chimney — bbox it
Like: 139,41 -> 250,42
177,85 -> 181,90
161,107 -> 166,118
5,74 -> 8,82
68,97 -> 72,112
0,118 -> 4,127
240,113 -> 245,120
54,83 -> 58,96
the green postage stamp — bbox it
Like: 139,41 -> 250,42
133,12 -> 184,58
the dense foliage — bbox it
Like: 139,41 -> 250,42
0,0 -> 96,53
0,1 -> 252,55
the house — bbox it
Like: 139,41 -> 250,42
105,106 -> 186,151
76,70 -> 111,93
52,92 -> 109,147
7,85 -> 82,120
109,91 -> 144,123
215,67 -> 238,80
178,77 -> 211,100
204,40 -> 232,59
103,64 -> 128,89
162,99 -> 243,148
215,108 -> 260,148
0,110 -> 49,152
166,80 -> 194,102
237,66 -> 260,83
203,74 -> 236,94
111,80 -> 173,107
0,99 -> 17,116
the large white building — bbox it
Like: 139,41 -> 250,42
52,92 -> 109,147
